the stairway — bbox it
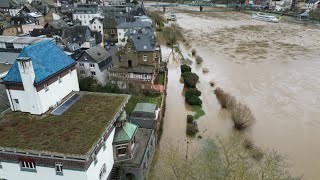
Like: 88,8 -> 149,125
109,166 -> 120,180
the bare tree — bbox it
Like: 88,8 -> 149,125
231,103 -> 255,130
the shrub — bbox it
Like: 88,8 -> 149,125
195,55 -> 203,64
186,95 -> 202,105
182,72 -> 199,88
185,88 -> 201,97
186,124 -> 198,136
214,87 -> 236,109
198,135 -> 202,139
180,64 -> 191,74
203,68 -> 209,73
210,80 -> 215,87
192,49 -> 196,56
79,76 -> 96,91
232,103 -> 255,130
187,115 -> 194,123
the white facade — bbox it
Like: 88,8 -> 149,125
77,61 -> 111,85
6,60 -> 79,115
0,128 -> 115,180
90,18 -> 103,35
73,13 -> 102,26
9,8 -> 22,17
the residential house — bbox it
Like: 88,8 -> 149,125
30,28 -> 62,38
0,91 -> 130,180
0,35 -> 53,50
116,20 -> 152,46
62,25 -> 96,48
111,112 -> 156,180
1,40 -> 79,115
3,14 -> 43,36
108,33 -> 160,89
89,17 -> 103,35
103,16 -> 118,45
129,103 -> 161,130
72,7 -> 103,26
76,45 -> 113,85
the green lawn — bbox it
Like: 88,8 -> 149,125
126,94 -> 162,115
0,93 -> 128,156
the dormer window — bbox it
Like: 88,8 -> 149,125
58,75 -> 62,83
20,160 -> 36,170
55,162 -> 63,174
44,83 -> 49,92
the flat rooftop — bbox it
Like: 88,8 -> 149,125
0,93 -> 129,156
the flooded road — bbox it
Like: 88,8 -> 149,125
149,6 -> 320,179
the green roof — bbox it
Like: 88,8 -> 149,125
113,122 -> 138,143
0,93 -> 129,156
133,103 -> 157,113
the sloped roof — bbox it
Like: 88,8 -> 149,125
131,34 -> 154,52
103,17 -> 117,29
113,122 -> 138,143
2,40 -> 75,84
0,0 -> 10,8
117,20 -> 151,29
85,45 -> 110,63
133,103 -> 157,113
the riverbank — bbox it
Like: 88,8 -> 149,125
148,5 -> 320,179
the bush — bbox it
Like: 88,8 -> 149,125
214,87 -> 236,109
232,103 -> 255,130
192,49 -> 196,56
186,124 -> 198,136
186,95 -> 202,105
195,55 -> 203,64
203,68 -> 209,73
182,72 -> 199,88
187,115 -> 194,123
79,76 -> 96,91
185,88 -> 201,97
180,64 -> 191,74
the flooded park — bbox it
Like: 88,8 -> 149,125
148,5 -> 320,180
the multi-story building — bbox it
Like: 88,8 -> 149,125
0,91 -> 130,180
0,35 -> 53,51
89,17 -> 103,35
73,8 -> 102,26
108,33 -> 160,89
116,20 -> 152,46
76,45 -> 113,85
1,40 -> 79,115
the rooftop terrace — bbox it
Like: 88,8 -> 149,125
0,93 -> 129,157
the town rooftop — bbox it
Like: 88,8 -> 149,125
0,93 -> 129,157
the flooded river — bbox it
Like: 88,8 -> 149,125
149,6 -> 320,180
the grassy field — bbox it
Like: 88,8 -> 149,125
126,94 -> 162,115
0,94 -> 128,156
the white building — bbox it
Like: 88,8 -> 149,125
76,45 -> 113,85
0,92 -> 130,180
9,7 -> 22,17
1,40 -> 79,115
89,18 -> 103,35
0,36 -> 53,50
72,8 -> 102,26
116,20 -> 152,46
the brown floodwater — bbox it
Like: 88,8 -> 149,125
149,6 -> 320,180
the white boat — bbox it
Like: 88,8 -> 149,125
252,13 -> 279,23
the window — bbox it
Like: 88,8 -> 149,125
80,15 -> 82,18
58,75 -> 62,83
99,164 -> 106,180
91,71 -> 96,76
143,55 -> 147,62
44,83 -> 49,92
84,20 -> 86,24
80,70 -> 85,75
111,29 -> 115,34
20,161 -> 36,169
117,145 -> 127,157
14,99 -> 19,104
94,26 -> 96,29
99,26 -> 101,29
90,64 -> 95,68
94,22 -> 96,24
79,63 -> 84,67
55,162 -> 63,173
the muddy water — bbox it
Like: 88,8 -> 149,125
149,6 -> 320,179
